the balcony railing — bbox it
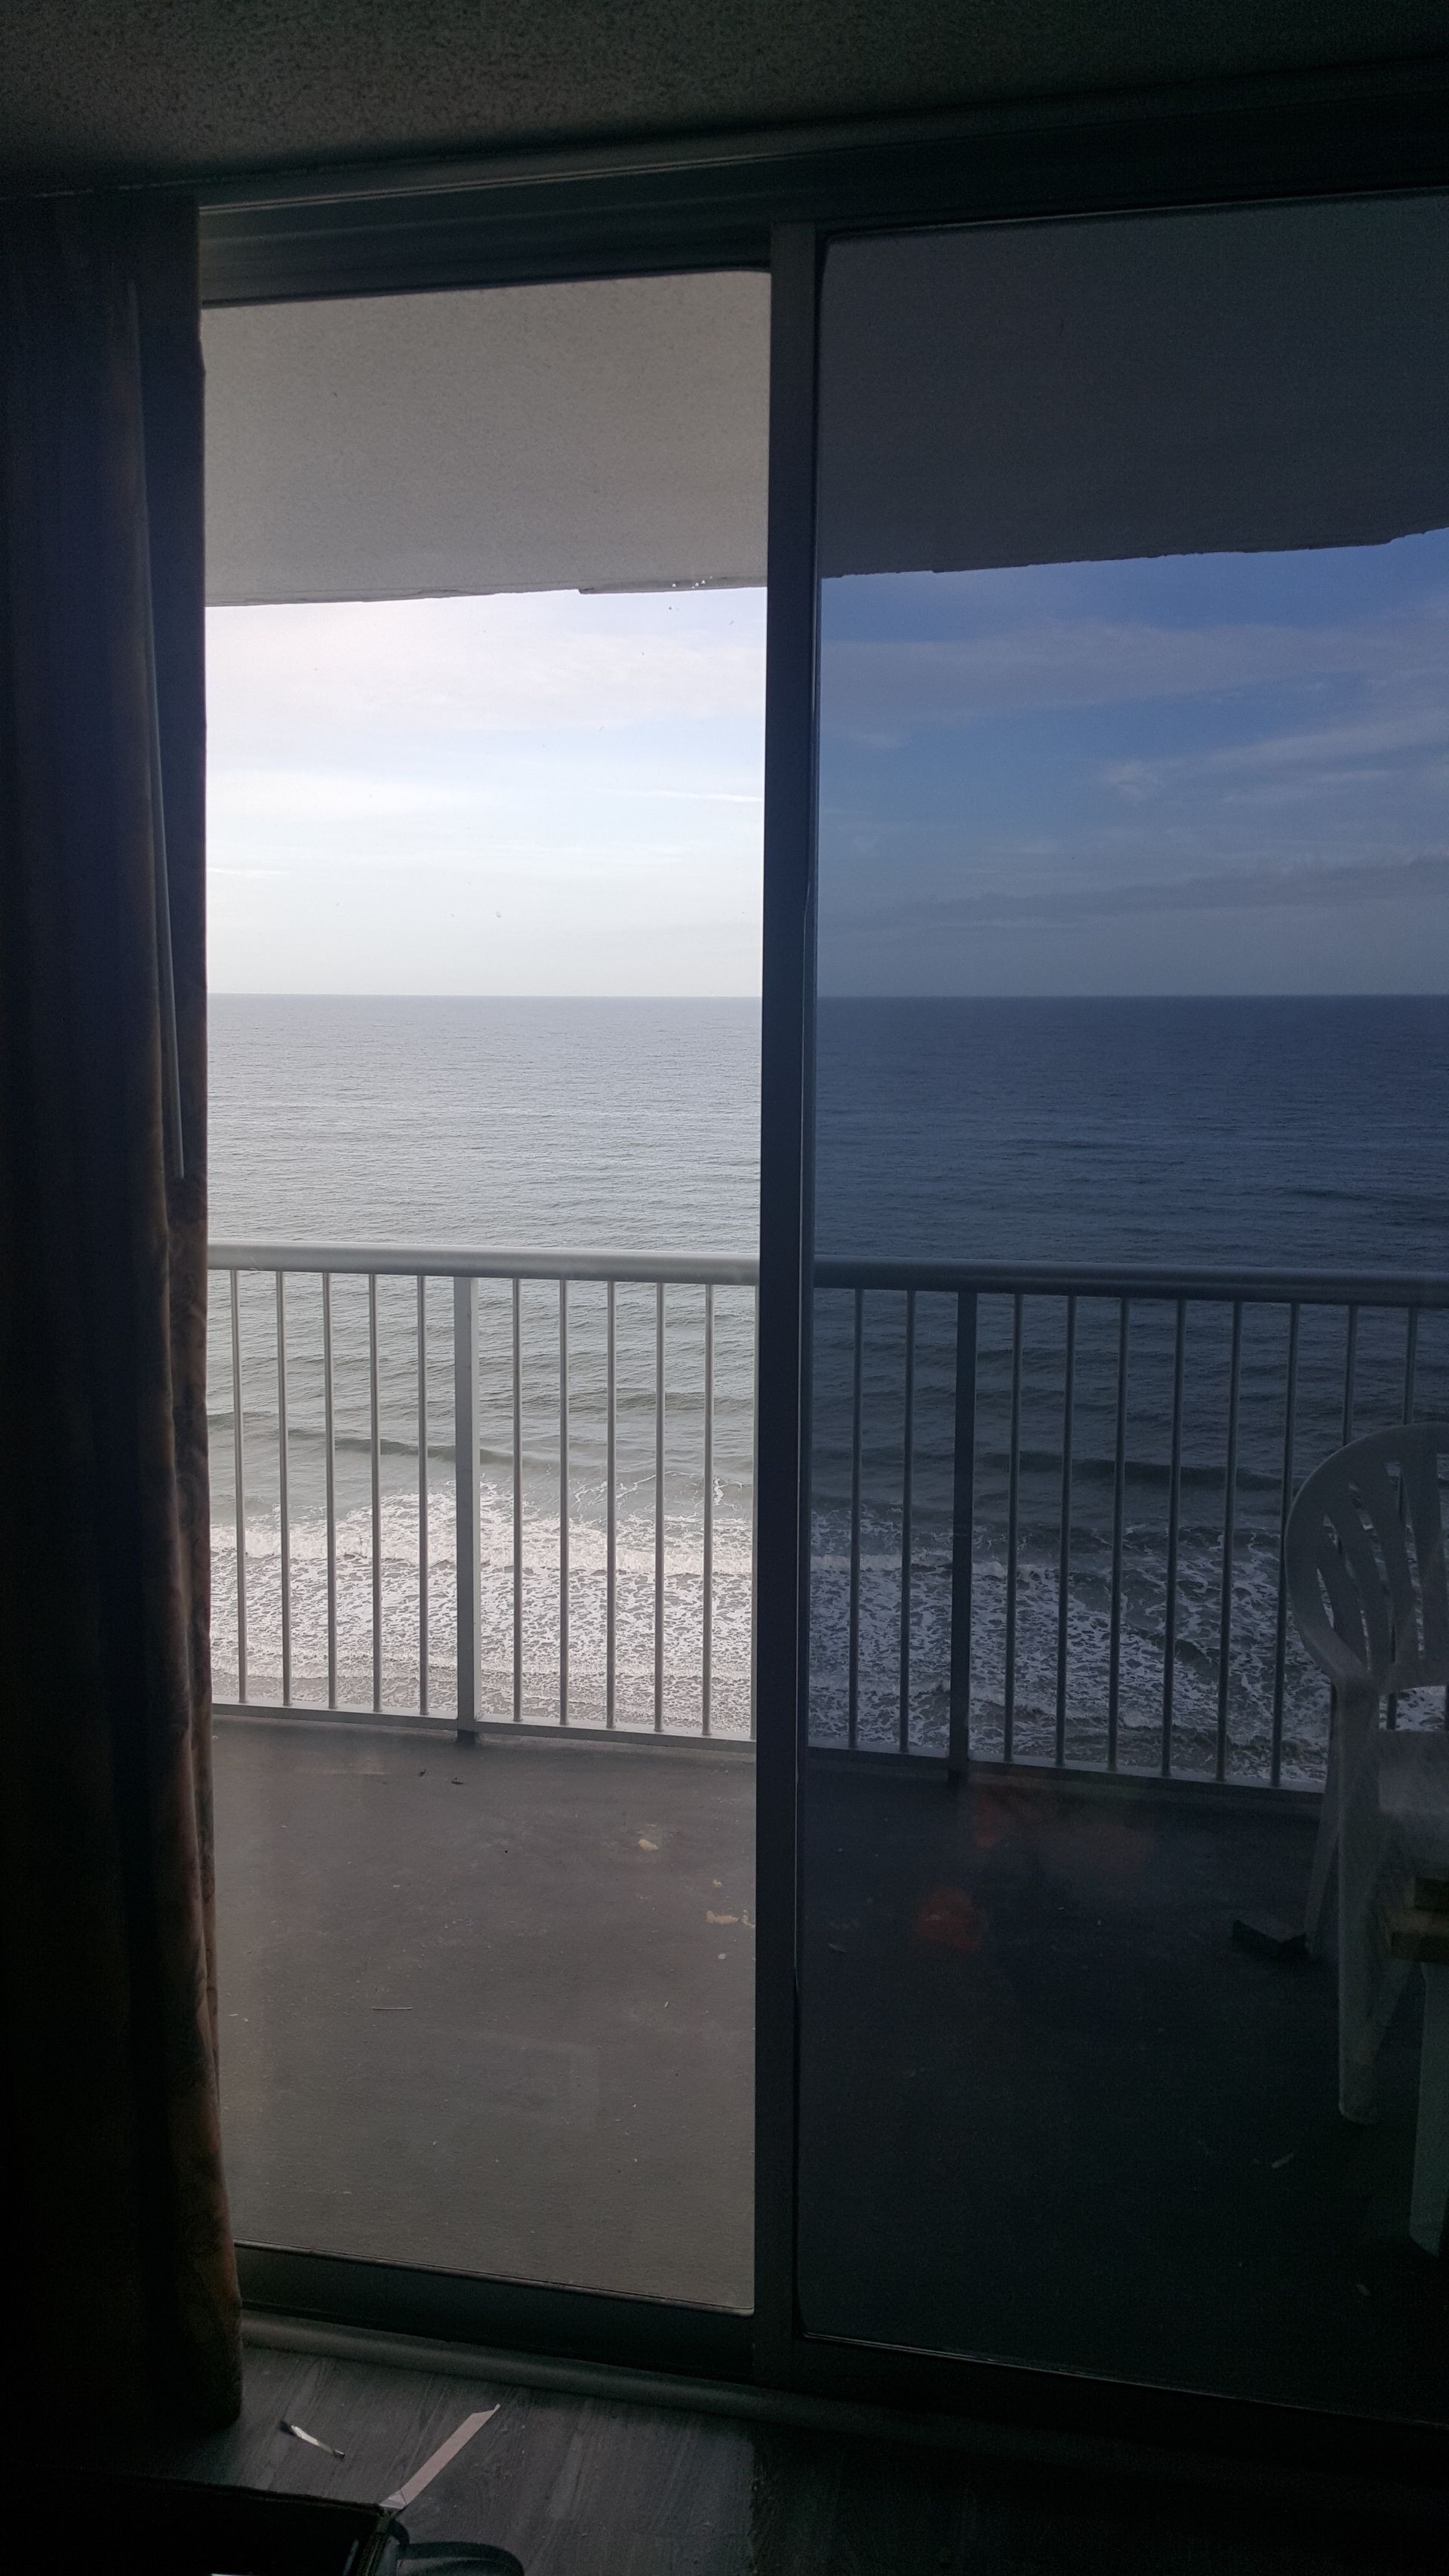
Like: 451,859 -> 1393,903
209,1242 -> 758,1742
208,1243 -> 1449,1788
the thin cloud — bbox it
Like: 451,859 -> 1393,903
820,602 -> 1449,734
209,767 -> 485,821
844,851 -> 1449,937
208,590 -> 767,746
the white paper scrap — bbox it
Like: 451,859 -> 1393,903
381,2405 -> 500,2512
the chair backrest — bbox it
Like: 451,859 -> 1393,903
1285,1421 -> 1449,1695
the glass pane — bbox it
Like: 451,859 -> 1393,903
801,199 -> 1449,2414
205,272 -> 767,2305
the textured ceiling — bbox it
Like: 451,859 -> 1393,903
820,197 -> 1449,574
2,2 -> 1446,186
204,274 -> 769,601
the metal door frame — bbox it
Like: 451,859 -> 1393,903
203,59 -> 1449,2493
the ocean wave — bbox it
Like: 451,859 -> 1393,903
213,1473 -> 1435,1783
212,1479 -> 756,1736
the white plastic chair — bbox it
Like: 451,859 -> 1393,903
1285,1422 -> 1449,2251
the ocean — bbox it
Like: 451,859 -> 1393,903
209,993 -> 1449,1773
209,998 -> 762,1731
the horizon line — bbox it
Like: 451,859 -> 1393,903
208,987 -> 1449,1002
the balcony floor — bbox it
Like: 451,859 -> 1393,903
214,1716 -> 757,2310
800,1762 -> 1449,2421
216,1722 -> 1449,2419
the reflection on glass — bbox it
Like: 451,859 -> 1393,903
801,201 -> 1449,2417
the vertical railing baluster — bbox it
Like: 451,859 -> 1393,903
1161,1298 -> 1186,1778
559,1279 -> 569,1725
702,1283 -> 714,1738
275,1270 -> 291,1707
848,1288 -> 864,1753
1270,1301 -> 1301,1789
1402,1305 -> 1420,1424
1215,1301 -> 1243,1784
230,1269 -> 247,1704
1341,1303 -> 1359,1446
454,1275 -> 480,1740
1004,1292 -> 1024,1763
1388,1303 -> 1421,1735
1107,1298 -> 1128,1772
947,1289 -> 977,1778
417,1274 -> 429,1717
512,1277 -> 522,1724
898,1289 -> 916,1757
1385,1304 -> 1423,1735
654,1282 -> 666,1734
369,1273 -> 382,1715
1054,1292 -> 1076,1768
605,1279 -> 616,1729
322,1273 -> 336,1710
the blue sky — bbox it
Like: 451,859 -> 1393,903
207,528 -> 1449,997
818,529 -> 1449,994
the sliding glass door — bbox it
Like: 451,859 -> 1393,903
204,269 -> 768,2310
199,160 -> 1449,2443
796,198 -> 1449,2418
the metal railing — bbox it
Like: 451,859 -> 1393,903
208,1244 -> 1449,1786
210,1242 -> 758,1743
809,1260 -> 1449,1787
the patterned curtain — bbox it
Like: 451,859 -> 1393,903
0,192 -> 240,2427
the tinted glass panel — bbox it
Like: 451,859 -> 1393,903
800,199 -> 1449,2417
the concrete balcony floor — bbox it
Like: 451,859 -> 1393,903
800,1761 -> 1449,2421
216,1720 -> 1449,2420
214,1716 -> 757,2310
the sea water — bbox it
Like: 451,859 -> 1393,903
209,993 -> 1449,1772
209,997 -> 761,1730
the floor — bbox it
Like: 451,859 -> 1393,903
216,1719 -> 1449,2425
799,1765 -> 1449,2421
69,2334 -> 1447,2575
214,1717 -> 756,2307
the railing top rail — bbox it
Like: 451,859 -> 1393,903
208,1240 -> 759,1286
209,1242 -> 1449,1307
814,1257 -> 1449,1306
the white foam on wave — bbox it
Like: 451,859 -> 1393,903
212,1473 -> 756,1734
214,1491 -> 1445,1782
808,1511 -> 1447,1783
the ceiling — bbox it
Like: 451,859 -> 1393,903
204,272 -> 770,602
2,2 -> 1446,189
206,193 -> 1449,606
818,194 -> 1449,574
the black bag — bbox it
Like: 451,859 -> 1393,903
14,2469 -> 524,2573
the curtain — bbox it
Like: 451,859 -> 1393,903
0,193 -> 240,2427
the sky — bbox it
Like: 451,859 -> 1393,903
818,528 -> 1449,996
205,586 -> 767,994
207,527 -> 1449,998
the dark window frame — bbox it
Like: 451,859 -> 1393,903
204,56 -> 1449,2504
